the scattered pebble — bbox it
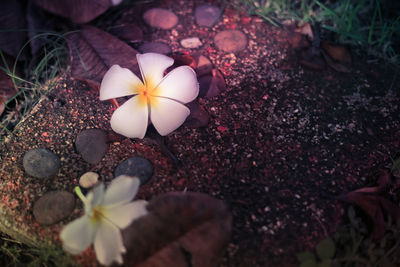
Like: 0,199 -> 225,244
195,4 -> 221,27
214,30 -> 247,53
114,157 -> 153,185
137,42 -> 172,54
75,129 -> 107,165
79,172 -> 99,188
180,37 -> 203,49
143,8 -> 178,29
23,148 -> 60,178
33,191 -> 75,225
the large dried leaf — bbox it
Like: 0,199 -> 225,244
108,24 -> 143,43
185,101 -> 210,128
26,1 -> 65,56
122,192 -> 232,267
32,0 -> 110,24
336,170 -> 400,240
66,25 -> 139,88
0,55 -> 20,116
0,0 -> 28,60
198,69 -> 226,98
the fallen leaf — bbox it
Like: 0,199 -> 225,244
184,101 -> 210,128
0,0 -> 28,60
26,1 -> 64,56
321,50 -> 351,73
295,22 -> 314,40
336,169 -> 400,240
32,0 -> 110,24
287,25 -> 310,52
108,24 -> 143,43
379,197 -> 400,221
122,192 -> 232,267
193,53 -> 213,77
298,47 -> 325,70
66,25 -> 139,88
168,53 -> 196,71
198,69 -> 226,98
321,41 -> 351,64
0,54 -> 20,116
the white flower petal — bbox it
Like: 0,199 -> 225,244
110,96 -> 149,139
150,98 -> 190,136
155,66 -> 199,103
137,53 -> 174,86
85,183 -> 105,214
60,216 -> 95,255
103,176 -> 140,206
94,220 -> 126,266
99,65 -> 142,101
104,200 -> 148,229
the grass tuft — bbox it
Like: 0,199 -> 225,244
235,0 -> 400,63
0,233 -> 79,267
0,32 -> 69,143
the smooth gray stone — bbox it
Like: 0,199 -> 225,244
114,157 -> 153,184
23,148 -> 60,178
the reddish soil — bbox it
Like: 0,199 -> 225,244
1,0 -> 399,266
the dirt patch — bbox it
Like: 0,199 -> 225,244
0,0 -> 400,266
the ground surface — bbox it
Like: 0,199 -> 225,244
1,0 -> 400,266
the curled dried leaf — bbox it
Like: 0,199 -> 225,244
66,25 -> 139,88
32,0 -> 110,24
122,192 -> 232,267
198,69 -> 226,98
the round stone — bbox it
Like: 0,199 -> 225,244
75,129 -> 107,165
33,191 -> 75,225
143,8 -> 178,29
79,172 -> 99,188
214,30 -> 247,53
195,4 -> 221,27
23,148 -> 60,178
114,157 -> 153,185
138,42 -> 172,55
180,37 -> 203,49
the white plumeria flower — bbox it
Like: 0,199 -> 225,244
60,175 -> 147,266
99,53 -> 199,139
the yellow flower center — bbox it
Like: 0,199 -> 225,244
137,78 -> 159,107
90,205 -> 105,224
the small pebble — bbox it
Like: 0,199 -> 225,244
75,129 -> 107,165
33,191 -> 75,225
180,37 -> 202,49
138,42 -> 172,55
114,157 -> 153,185
195,4 -> 221,27
79,172 -> 99,188
23,148 -> 60,178
143,8 -> 178,29
214,30 -> 247,53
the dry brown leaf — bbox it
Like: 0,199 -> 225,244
66,25 -> 139,89
321,41 -> 351,64
32,0 -> 110,24
295,22 -> 314,40
122,192 -> 232,267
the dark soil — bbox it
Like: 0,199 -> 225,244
1,0 -> 400,266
